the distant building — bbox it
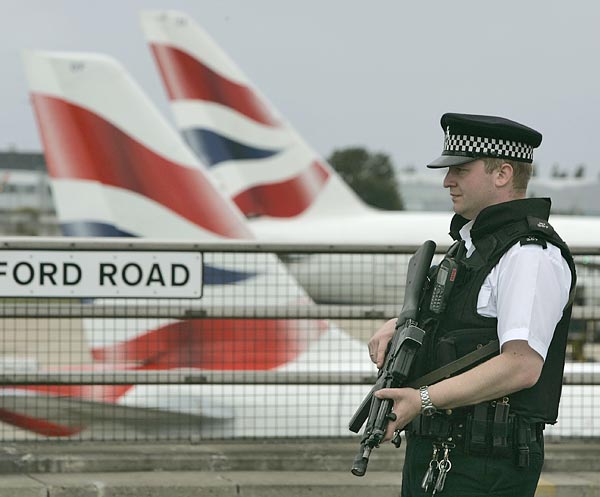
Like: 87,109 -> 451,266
396,170 -> 451,212
527,177 -> 600,215
0,150 -> 58,235
0,149 -> 46,172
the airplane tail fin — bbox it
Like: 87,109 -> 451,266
21,48 -> 314,360
21,48 -> 370,372
15,49 -> 375,437
22,49 -> 252,241
140,10 -> 369,219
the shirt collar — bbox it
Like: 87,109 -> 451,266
458,219 -> 476,257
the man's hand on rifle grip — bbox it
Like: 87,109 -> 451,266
368,318 -> 397,369
373,387 -> 421,441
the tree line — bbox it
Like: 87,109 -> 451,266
327,147 -> 403,210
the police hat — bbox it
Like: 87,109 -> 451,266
427,113 -> 543,168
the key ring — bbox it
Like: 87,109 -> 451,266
438,459 -> 452,473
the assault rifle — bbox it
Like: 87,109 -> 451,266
349,240 -> 500,477
349,240 -> 436,477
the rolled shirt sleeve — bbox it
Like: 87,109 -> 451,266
476,242 -> 572,360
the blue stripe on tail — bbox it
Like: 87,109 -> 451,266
182,128 -> 279,167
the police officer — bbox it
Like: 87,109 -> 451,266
368,113 -> 576,496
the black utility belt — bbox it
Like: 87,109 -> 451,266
408,402 -> 544,466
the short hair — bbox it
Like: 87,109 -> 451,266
482,157 -> 532,193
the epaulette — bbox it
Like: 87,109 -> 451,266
519,234 -> 547,249
473,217 -> 557,264
526,216 -> 556,236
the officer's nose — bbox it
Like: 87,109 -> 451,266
443,170 -> 455,188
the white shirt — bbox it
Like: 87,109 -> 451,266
459,220 -> 572,361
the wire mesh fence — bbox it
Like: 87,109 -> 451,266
0,238 -> 597,442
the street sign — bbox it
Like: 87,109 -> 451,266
0,250 -> 203,298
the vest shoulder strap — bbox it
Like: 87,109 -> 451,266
475,218 -> 569,264
473,217 -> 577,304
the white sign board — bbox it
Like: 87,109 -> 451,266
0,250 -> 203,298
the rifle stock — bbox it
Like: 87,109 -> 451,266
349,240 -> 436,476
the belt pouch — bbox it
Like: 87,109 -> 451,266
413,414 -> 451,439
492,401 -> 510,454
429,415 -> 451,439
515,417 -> 531,468
466,403 -> 489,454
420,415 -> 431,436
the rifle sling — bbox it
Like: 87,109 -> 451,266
407,339 -> 499,388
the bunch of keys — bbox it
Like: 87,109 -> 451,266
421,442 -> 454,494
420,443 -> 440,492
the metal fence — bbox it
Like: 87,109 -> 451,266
0,237 -> 598,442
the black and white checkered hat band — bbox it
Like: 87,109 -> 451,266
444,133 -> 534,162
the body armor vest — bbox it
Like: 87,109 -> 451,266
412,198 -> 577,424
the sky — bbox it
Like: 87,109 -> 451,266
1,0 -> 599,178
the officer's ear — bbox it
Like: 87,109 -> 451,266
494,161 -> 514,188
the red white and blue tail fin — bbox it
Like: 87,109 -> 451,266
21,48 -> 327,362
18,48 -> 374,436
23,49 -> 251,241
140,10 -> 369,219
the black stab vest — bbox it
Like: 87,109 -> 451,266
412,198 -> 577,424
